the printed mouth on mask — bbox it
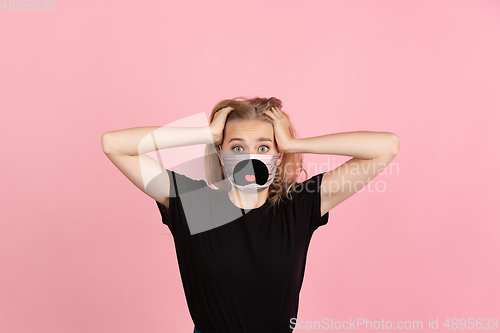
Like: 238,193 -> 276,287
233,159 -> 270,186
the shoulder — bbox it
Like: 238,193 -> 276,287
292,173 -> 330,230
292,173 -> 324,197
167,169 -> 210,195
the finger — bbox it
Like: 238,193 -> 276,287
269,107 -> 279,117
272,107 -> 283,118
264,109 -> 275,119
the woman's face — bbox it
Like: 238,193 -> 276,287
217,119 -> 282,165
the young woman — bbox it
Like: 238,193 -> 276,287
101,97 -> 400,333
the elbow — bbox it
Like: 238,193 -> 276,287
101,132 -> 113,154
389,133 -> 400,156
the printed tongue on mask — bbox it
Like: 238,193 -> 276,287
245,175 -> 256,182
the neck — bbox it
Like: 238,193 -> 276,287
228,186 -> 269,209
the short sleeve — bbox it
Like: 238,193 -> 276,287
293,172 -> 329,233
155,169 -> 209,236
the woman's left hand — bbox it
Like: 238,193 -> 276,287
263,106 -> 295,153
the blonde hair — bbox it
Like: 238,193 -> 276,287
204,96 -> 308,211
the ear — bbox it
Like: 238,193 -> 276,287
277,152 -> 283,166
216,144 -> 224,166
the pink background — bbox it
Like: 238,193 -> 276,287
1,1 -> 499,332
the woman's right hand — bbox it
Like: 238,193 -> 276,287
210,106 -> 234,146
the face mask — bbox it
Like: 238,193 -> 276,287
218,146 -> 281,193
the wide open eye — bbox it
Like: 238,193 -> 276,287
232,146 -> 243,153
258,145 -> 269,152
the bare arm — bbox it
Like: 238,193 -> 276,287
285,131 -> 400,216
101,126 -> 214,155
100,107 -> 233,208
101,126 -> 214,208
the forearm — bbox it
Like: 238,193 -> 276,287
285,131 -> 399,159
101,125 -> 214,156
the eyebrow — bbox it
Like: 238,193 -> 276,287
227,137 -> 273,144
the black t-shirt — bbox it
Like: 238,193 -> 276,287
155,169 -> 329,333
